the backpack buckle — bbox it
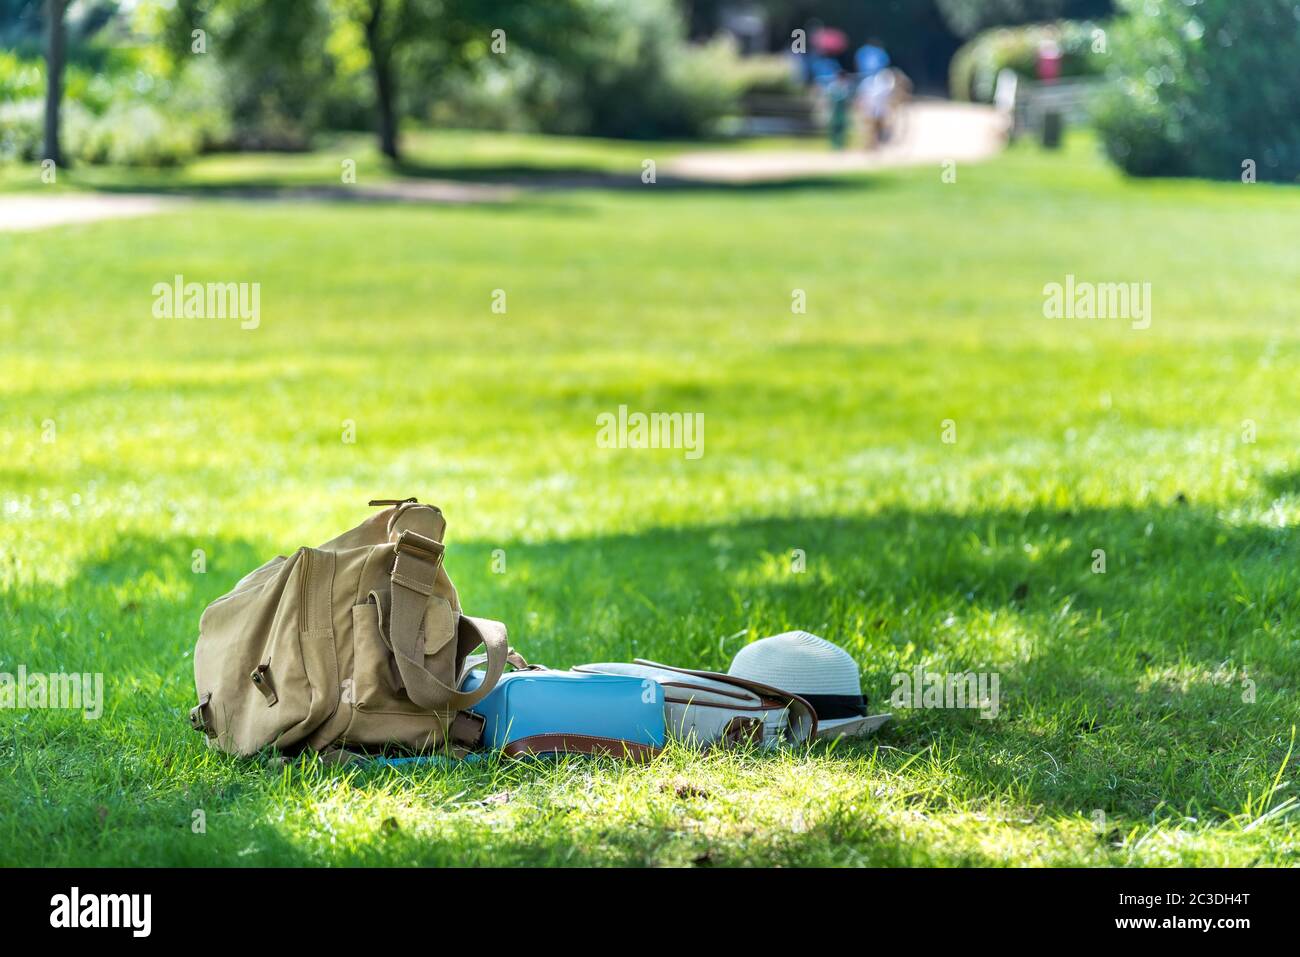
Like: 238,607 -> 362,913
392,531 -> 445,597
451,710 -> 486,749
189,692 -> 216,737
393,530 -> 444,564
250,663 -> 278,705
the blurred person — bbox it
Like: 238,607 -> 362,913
852,37 -> 894,78
858,67 -> 912,149
854,38 -> 890,79
827,69 -> 854,150
1036,40 -> 1062,83
809,53 -> 841,88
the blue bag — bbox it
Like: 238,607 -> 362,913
459,668 -> 665,761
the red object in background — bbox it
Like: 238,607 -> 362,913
1037,41 -> 1062,82
812,27 -> 849,56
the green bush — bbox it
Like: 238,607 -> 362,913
427,55 -> 588,135
0,98 -> 44,161
0,50 -> 45,101
644,34 -> 746,139
68,102 -> 200,167
557,0 -> 741,140
950,19 -> 1108,101
728,54 -> 804,98
0,48 -> 228,167
424,0 -> 744,140
1094,0 -> 1300,180
159,0 -> 333,151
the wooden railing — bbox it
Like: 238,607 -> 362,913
1010,77 -> 1107,137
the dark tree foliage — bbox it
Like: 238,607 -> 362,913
677,0 -> 961,93
348,0 -> 593,160
1095,0 -> 1300,181
680,1 -> 1114,91
936,0 -> 1113,38
162,0 -> 334,151
165,0 -> 593,160
1,0 -> 117,46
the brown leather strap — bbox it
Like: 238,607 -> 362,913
502,734 -> 660,763
633,658 -> 819,740
450,710 -> 486,749
723,716 -> 763,747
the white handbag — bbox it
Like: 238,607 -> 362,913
573,660 -> 817,748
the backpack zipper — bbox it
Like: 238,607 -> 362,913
299,548 -> 312,632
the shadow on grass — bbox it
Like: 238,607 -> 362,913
49,161 -> 877,206
1261,468 -> 1300,499
391,158 -> 877,194
4,501 -> 1296,863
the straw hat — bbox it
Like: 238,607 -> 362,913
728,631 -> 877,738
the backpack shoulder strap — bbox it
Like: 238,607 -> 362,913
447,616 -> 510,709
388,530 -> 508,711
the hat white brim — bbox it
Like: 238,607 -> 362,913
814,713 -> 892,740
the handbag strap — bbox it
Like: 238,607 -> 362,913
387,530 -> 509,711
458,648 -> 533,686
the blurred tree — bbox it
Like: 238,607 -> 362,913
0,0 -> 120,167
405,0 -> 740,140
163,0 -> 335,150
169,0 -> 591,160
1094,0 -> 1300,181
1,0 -> 117,46
42,0 -> 65,166
336,0 -> 592,161
680,0 -> 727,40
350,0 -> 406,159
0,0 -> 42,44
539,0 -> 736,139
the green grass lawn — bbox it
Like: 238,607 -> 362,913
3,131 -> 1300,866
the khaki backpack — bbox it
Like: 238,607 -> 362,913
188,499 -> 509,757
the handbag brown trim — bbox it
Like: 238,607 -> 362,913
502,733 -> 660,763
633,659 -> 819,739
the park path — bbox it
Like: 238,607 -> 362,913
0,182 -> 514,233
0,101 -> 1003,232
666,100 -> 1005,183
0,193 -> 179,232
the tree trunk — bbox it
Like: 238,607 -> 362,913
372,54 -> 399,162
362,0 -> 400,162
43,0 -> 66,168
